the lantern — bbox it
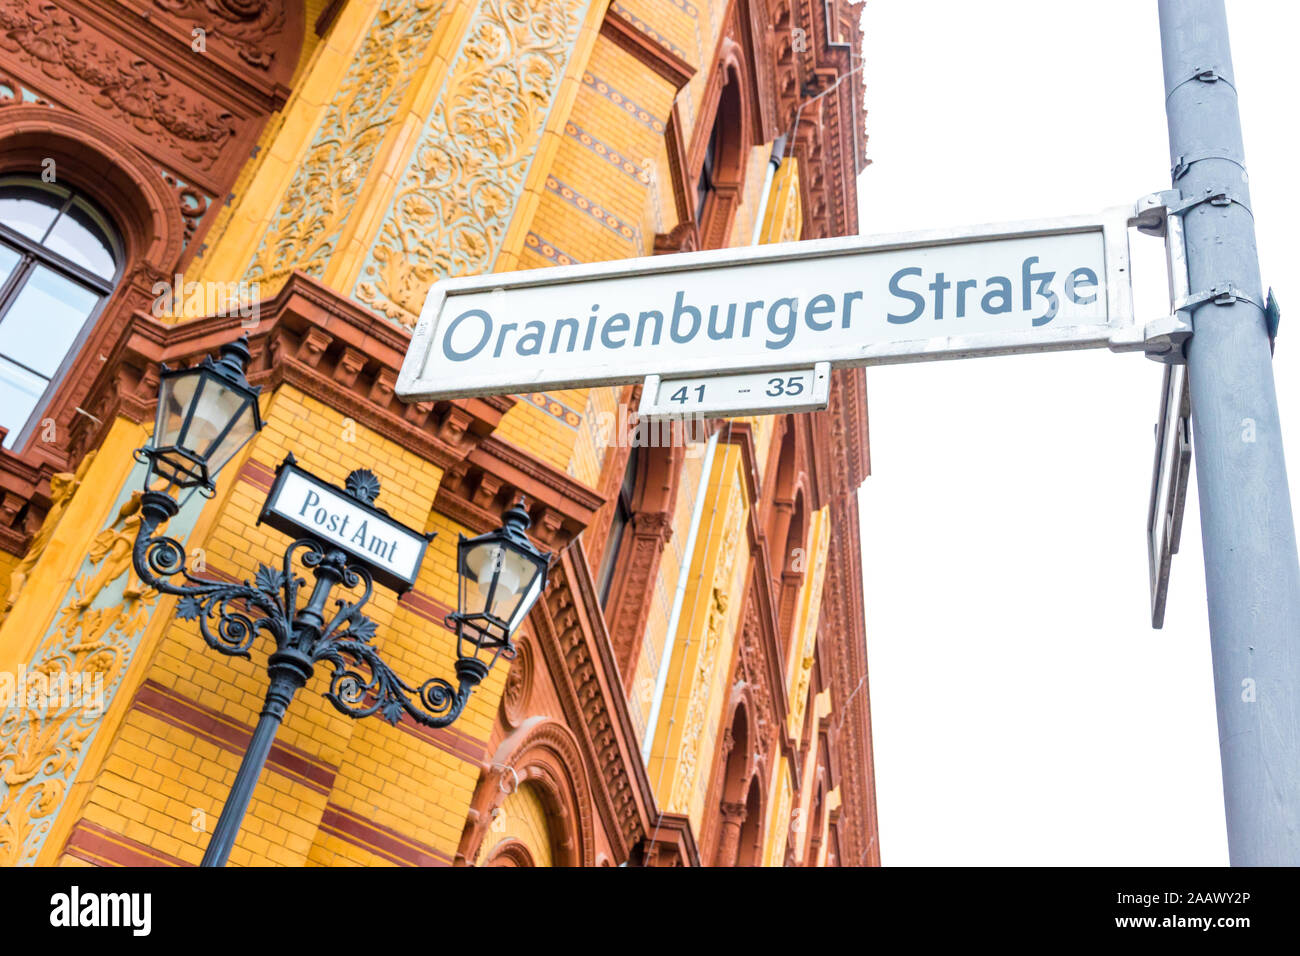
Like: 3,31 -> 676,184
451,498 -> 551,669
146,335 -> 262,494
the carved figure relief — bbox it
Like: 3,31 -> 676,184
0,452 -> 95,623
0,492 -> 160,867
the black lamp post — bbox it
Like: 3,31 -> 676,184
131,335 -> 551,867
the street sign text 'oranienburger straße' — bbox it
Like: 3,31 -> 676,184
397,209 -> 1134,401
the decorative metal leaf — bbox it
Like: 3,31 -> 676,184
381,697 -> 405,726
345,469 -> 382,504
176,595 -> 204,621
347,615 -> 378,644
254,564 -> 284,595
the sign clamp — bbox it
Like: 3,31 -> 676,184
1172,150 -> 1245,181
1108,191 -> 1195,363
1114,188 -> 1275,365
1168,186 -> 1253,220
1176,282 -> 1266,314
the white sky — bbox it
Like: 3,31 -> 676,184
856,0 -> 1298,865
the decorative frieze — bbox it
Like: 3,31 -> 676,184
354,0 -> 591,327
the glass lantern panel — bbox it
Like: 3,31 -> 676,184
490,548 -> 539,625
155,372 -> 201,450
204,397 -> 257,476
185,373 -> 248,463
464,541 -> 504,617
506,565 -> 544,632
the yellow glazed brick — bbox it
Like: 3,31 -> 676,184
0,0 -> 855,871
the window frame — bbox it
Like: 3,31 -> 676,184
596,445 -> 641,608
0,177 -> 123,451
694,119 -> 722,225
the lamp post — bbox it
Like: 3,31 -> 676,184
130,335 -> 552,867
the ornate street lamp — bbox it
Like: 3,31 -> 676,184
448,498 -> 552,678
130,335 -> 552,867
141,336 -> 263,496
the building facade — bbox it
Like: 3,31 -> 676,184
0,0 -> 877,866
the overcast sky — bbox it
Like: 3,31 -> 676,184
855,0 -> 1298,865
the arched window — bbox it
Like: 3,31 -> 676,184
0,177 -> 121,449
695,75 -> 744,249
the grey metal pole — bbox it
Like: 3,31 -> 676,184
1159,0 -> 1300,865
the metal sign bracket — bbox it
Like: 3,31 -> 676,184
1109,314 -> 1194,363
1110,191 -> 1195,363
1129,189 -> 1179,237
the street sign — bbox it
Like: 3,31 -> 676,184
1148,363 -> 1191,628
259,456 -> 432,592
397,209 -> 1134,402
639,362 -> 830,419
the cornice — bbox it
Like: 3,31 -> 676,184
434,436 -> 605,551
599,4 -> 696,91
74,0 -> 294,115
635,811 -> 700,867
65,273 -> 518,474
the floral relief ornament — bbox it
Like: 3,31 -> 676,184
151,0 -> 287,70
355,0 -> 585,327
245,0 -> 447,287
0,0 -> 236,167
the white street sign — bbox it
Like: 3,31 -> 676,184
639,363 -> 830,419
397,209 -> 1134,402
259,458 -> 431,592
1148,363 -> 1192,629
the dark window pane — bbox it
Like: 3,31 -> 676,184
696,120 -> 723,224
597,501 -> 630,608
599,446 -> 642,608
621,445 -> 640,503
695,167 -> 711,224
0,180 -> 65,242
44,197 -> 118,279
0,265 -> 99,377
0,355 -> 47,449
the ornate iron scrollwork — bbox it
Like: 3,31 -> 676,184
131,489 -> 484,730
